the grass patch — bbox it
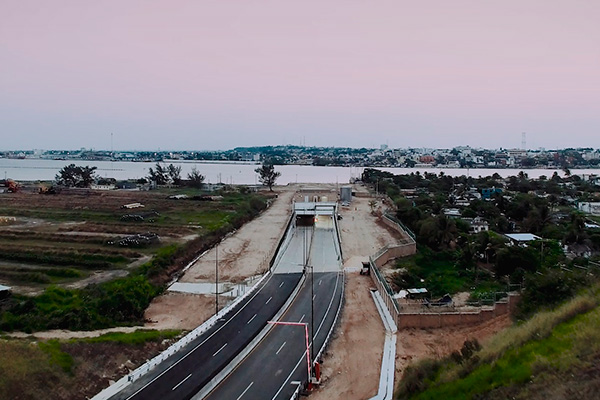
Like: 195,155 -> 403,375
391,247 -> 495,296
398,289 -> 600,400
38,340 -> 74,374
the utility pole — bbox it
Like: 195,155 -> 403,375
215,243 -> 219,315
310,263 -> 314,378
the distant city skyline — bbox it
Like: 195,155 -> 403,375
2,1 -> 599,151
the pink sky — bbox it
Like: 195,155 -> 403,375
1,0 -> 599,150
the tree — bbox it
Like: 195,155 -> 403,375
187,167 -> 205,189
148,163 -> 168,185
55,164 -> 97,187
255,163 -> 281,191
167,164 -> 182,185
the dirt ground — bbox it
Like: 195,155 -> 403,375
180,188 -> 295,283
144,292 -> 217,330
395,314 -> 512,378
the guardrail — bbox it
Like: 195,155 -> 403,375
369,255 -> 400,326
332,204 -> 343,261
269,213 -> 296,271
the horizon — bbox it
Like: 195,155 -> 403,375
2,144 -> 600,153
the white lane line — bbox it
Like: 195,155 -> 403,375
247,314 -> 257,324
276,341 -> 287,355
313,295 -> 316,301
237,381 -> 254,400
279,282 -> 284,288
171,373 -> 192,391
271,272 -> 341,400
319,279 -> 322,285
124,273 -> 277,400
212,343 -> 228,357
298,314 -> 305,323
266,296 -> 272,304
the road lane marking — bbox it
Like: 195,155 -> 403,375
247,314 -> 257,324
266,296 -> 272,304
124,272 -> 279,400
298,314 -> 305,323
271,272 -> 342,400
237,381 -> 254,400
171,374 -> 192,391
279,282 -> 284,288
319,279 -> 322,285
276,341 -> 286,355
313,295 -> 316,301
212,343 -> 228,357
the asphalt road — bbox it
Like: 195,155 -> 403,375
201,271 -> 344,400
111,272 -> 302,400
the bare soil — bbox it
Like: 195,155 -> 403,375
180,188 -> 295,283
144,292 -> 217,330
395,314 -> 512,379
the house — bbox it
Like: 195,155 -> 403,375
443,208 -> 462,218
563,243 -> 593,259
469,217 -> 489,234
481,187 -> 503,199
578,202 -> 600,216
505,233 -> 541,246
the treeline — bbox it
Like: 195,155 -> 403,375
362,168 -> 600,318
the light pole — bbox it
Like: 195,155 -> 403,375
215,243 -> 219,315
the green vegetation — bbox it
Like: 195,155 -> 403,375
397,290 -> 600,399
38,340 -> 74,373
0,190 -> 270,332
0,329 -> 181,399
362,168 -> 600,316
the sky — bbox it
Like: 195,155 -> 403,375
1,0 -> 599,151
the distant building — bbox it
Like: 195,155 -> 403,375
505,233 -> 541,246
578,202 -> 600,216
443,208 -> 461,218
469,217 -> 489,234
481,187 -> 503,199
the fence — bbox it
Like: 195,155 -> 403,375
382,212 -> 416,242
369,254 -> 400,326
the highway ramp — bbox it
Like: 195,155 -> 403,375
200,270 -> 343,400
109,272 -> 302,400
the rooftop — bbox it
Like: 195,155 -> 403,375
505,233 -> 542,242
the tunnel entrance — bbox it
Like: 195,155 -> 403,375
296,214 -> 315,227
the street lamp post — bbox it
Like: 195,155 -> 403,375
215,243 -> 219,315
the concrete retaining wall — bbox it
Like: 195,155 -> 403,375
397,294 -> 519,329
